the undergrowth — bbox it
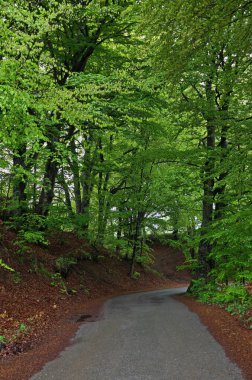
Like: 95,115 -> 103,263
190,279 -> 252,323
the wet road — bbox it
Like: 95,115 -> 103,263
31,288 -> 244,380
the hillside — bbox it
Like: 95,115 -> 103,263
0,226 -> 190,379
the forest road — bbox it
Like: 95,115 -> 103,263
30,288 -> 244,380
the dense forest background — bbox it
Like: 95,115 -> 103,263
0,0 -> 251,310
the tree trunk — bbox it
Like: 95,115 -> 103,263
198,120 -> 215,278
115,213 -> 123,255
129,211 -> 145,277
80,142 -> 95,231
68,137 -> 82,214
12,145 -> 28,215
58,169 -> 73,215
97,170 -> 110,244
214,125 -> 229,219
36,158 -> 58,217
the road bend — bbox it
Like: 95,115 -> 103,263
30,288 -> 243,380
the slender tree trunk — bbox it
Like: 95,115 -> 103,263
129,211 -> 145,277
198,120 -> 215,278
59,169 -> 73,215
12,145 -> 28,215
97,171 -> 110,244
214,125 -> 229,219
68,138 -> 82,214
115,212 -> 123,255
125,214 -> 133,261
80,143 -> 95,231
32,162 -> 38,211
172,228 -> 179,240
96,135 -> 113,243
36,157 -> 58,217
187,226 -> 196,259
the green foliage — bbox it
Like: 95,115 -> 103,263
135,247 -> 154,267
45,206 -> 74,232
18,323 -> 27,333
15,230 -> 48,255
19,231 -> 48,246
177,259 -> 199,273
34,262 -> 71,294
9,214 -> 48,255
190,279 -> 252,316
0,259 -> 14,272
8,214 -> 46,232
50,271 -> 75,295
71,214 -> 90,238
131,271 -> 141,280
50,273 -> 65,289
14,237 -> 30,255
55,256 -> 77,274
207,208 -> 252,284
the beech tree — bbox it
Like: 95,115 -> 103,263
141,0 -> 252,287
1,0 -> 135,215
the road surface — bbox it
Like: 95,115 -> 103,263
31,288 -> 244,380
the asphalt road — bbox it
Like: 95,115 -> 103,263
30,288 -> 244,380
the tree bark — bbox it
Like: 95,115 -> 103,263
58,169 -> 73,215
36,155 -> 58,217
115,212 -> 123,255
68,138 -> 82,214
80,144 -> 94,231
129,211 -> 145,277
198,120 -> 215,278
214,123 -> 229,219
12,145 -> 28,215
96,138 -> 111,244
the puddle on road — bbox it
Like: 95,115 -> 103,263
76,314 -> 101,323
76,314 -> 93,322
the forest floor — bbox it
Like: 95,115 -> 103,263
0,228 -> 251,380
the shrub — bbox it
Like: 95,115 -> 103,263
190,279 -> 252,316
55,256 -> 77,277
